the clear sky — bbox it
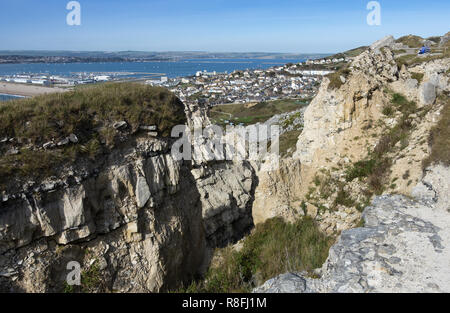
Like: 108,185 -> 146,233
0,0 -> 449,53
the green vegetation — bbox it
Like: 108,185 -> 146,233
177,217 -> 333,293
328,46 -> 368,60
334,187 -> 356,208
281,112 -> 302,129
277,130 -> 302,157
396,35 -> 424,48
326,66 -> 350,90
0,83 -> 186,190
80,261 -> 102,293
63,260 -> 103,293
423,94 -> 450,169
210,98 -> 310,127
395,48 -> 450,69
382,105 -> 395,116
411,72 -> 425,83
345,159 -> 377,182
427,36 -> 441,44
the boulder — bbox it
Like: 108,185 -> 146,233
419,81 -> 436,106
140,125 -> 157,131
113,121 -> 128,130
135,176 -> 151,208
440,32 -> 450,47
370,35 -> 395,51
57,138 -> 70,146
43,141 -> 55,149
69,133 -> 79,143
255,166 -> 450,293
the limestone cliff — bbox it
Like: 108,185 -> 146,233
253,34 -> 450,293
254,165 -> 450,293
253,35 -> 449,236
0,99 -> 256,292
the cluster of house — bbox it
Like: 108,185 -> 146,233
152,61 -> 340,107
0,73 -> 112,86
304,57 -> 349,65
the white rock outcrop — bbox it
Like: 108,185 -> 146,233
255,166 -> 450,293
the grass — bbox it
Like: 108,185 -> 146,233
176,217 -> 333,293
63,260 -> 103,293
411,72 -> 425,83
326,66 -> 351,90
427,36 -> 441,44
423,94 -> 450,169
277,130 -> 302,157
334,187 -> 356,208
80,261 -> 102,293
0,83 -> 186,190
382,105 -> 395,116
396,35 -> 424,48
328,46 -> 368,60
281,112 -> 303,130
210,98 -> 310,127
396,48 -> 450,69
345,159 -> 377,182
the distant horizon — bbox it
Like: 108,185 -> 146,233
0,50 -> 334,55
0,50 -> 333,53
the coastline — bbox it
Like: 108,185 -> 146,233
0,93 -> 25,98
0,82 -> 68,97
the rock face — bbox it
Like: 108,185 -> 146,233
254,166 -> 450,293
370,35 -> 395,51
252,158 -> 303,225
0,103 -> 256,292
254,35 -> 449,230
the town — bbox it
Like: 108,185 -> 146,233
0,55 -> 352,107
149,56 -> 351,108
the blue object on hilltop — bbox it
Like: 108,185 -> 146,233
418,46 -> 431,55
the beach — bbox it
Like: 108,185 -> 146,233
0,82 -> 69,97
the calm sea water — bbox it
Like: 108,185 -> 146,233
0,94 -> 24,101
0,58 -> 303,79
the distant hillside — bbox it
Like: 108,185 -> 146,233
0,50 -> 330,62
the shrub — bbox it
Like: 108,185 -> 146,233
334,187 -> 356,208
382,105 -> 394,116
345,159 -> 376,182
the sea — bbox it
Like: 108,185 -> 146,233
0,58 -> 304,79
0,94 -> 24,101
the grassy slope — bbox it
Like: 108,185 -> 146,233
395,35 -> 424,48
177,217 -> 333,293
0,83 -> 186,189
209,98 -> 310,127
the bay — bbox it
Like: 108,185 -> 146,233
0,58 -> 304,79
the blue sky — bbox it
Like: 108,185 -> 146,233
0,0 -> 449,53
